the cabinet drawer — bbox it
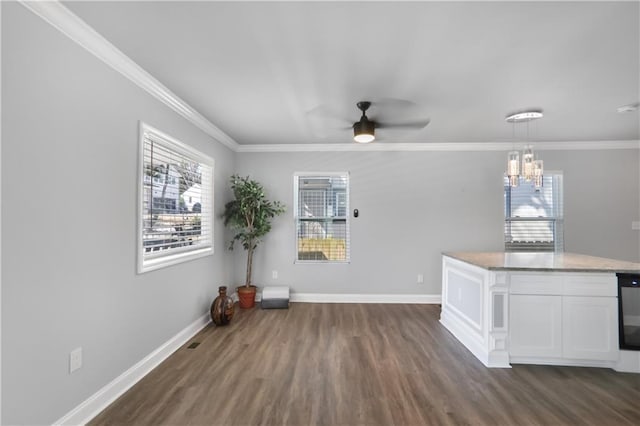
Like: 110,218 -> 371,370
510,274 -> 563,295
563,275 -> 616,297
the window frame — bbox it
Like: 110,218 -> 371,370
137,122 -> 214,273
293,172 -> 350,264
503,171 -> 564,252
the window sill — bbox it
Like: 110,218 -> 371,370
294,260 -> 351,265
138,246 -> 213,273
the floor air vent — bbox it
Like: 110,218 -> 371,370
187,342 -> 200,349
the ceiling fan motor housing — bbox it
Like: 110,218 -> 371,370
353,101 -> 375,143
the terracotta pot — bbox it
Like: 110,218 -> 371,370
210,286 -> 234,326
237,285 -> 257,309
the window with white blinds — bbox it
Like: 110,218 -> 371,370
294,173 -> 349,262
138,122 -> 214,273
504,173 -> 564,252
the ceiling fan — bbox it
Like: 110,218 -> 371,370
351,100 -> 430,143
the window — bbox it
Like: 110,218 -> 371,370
504,173 -> 563,252
294,173 -> 349,262
138,122 -> 214,273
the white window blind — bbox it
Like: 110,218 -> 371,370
138,123 -> 214,273
294,173 -> 349,262
504,173 -> 564,252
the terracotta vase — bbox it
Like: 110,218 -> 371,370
237,285 -> 257,309
210,286 -> 234,326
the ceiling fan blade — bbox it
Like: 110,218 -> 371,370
370,98 -> 419,116
373,97 -> 416,108
376,118 -> 431,130
305,105 -> 353,138
306,105 -> 352,126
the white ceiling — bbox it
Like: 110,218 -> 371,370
64,1 -> 640,146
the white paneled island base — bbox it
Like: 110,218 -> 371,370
440,252 -> 640,372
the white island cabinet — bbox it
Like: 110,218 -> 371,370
440,252 -> 640,372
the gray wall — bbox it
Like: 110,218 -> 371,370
236,150 -> 508,295
1,4 -> 235,424
554,149 -> 640,260
236,149 -> 640,295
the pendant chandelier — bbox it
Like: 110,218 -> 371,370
505,110 -> 544,188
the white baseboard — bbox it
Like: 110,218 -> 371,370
54,313 -> 211,426
439,310 -> 493,367
510,356 -> 616,369
290,293 -> 441,304
232,291 -> 439,304
616,350 -> 640,373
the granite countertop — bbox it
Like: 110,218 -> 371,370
443,251 -> 640,274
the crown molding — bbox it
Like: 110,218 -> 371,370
236,140 -> 640,153
19,0 -> 240,152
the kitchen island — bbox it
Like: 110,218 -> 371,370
440,252 -> 640,372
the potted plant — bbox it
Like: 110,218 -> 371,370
223,175 -> 285,308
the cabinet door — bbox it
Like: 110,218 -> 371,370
562,296 -> 618,361
510,295 -> 562,357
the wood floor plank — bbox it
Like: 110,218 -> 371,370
89,303 -> 640,426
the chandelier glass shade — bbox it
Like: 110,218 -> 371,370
507,150 -> 520,187
506,146 -> 544,188
533,159 -> 544,188
522,145 -> 534,181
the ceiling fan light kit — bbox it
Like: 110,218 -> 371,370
353,119 -> 375,143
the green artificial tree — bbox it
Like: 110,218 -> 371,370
223,175 -> 285,289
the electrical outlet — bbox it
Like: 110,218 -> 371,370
417,274 -> 424,284
272,270 -> 278,280
632,221 -> 640,230
70,347 -> 82,374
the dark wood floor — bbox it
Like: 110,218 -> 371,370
90,303 -> 640,425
